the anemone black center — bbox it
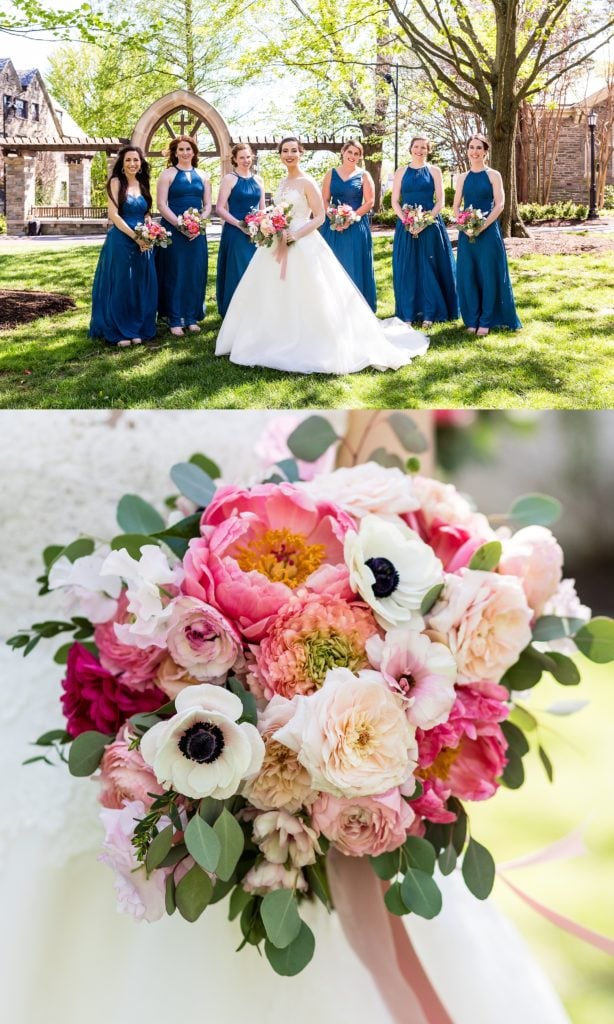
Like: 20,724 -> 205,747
365,556 -> 400,598
179,721 -> 225,764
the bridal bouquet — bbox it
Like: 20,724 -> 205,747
327,202 -> 361,230
455,206 -> 486,241
244,201 -> 294,247
133,220 -> 172,249
402,204 -> 436,234
11,414 -> 613,978
176,207 -> 208,238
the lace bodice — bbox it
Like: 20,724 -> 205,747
275,184 -> 312,230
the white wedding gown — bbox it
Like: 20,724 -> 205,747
0,411 -> 571,1024
215,186 -> 429,374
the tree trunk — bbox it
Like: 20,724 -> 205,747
490,1 -> 529,238
486,112 -> 530,238
361,126 -> 385,210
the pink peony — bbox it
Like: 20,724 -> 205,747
99,800 -> 168,922
498,525 -> 563,618
255,414 -> 337,481
61,643 -> 166,738
98,723 -> 165,809
165,596 -> 242,682
94,591 -> 165,690
411,682 -> 509,822
427,569 -> 532,684
182,483 -> 354,639
366,624 -> 457,730
311,788 -> 414,857
252,590 -> 378,700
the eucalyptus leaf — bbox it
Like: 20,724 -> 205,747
226,677 -> 257,725
501,720 -> 530,757
210,877 -> 235,904
145,823 -> 174,873
532,615 -> 586,642
165,874 -> 176,915
213,808 -> 245,882
35,729 -> 71,746
502,648 -> 543,692
501,747 -> 525,789
184,814 -> 221,873
384,881 -> 410,916
116,494 -> 165,535
276,458 -> 301,482
261,889 -> 302,949
462,838 -> 495,900
306,860 -> 332,910
468,541 -> 502,572
229,885 -> 253,921
68,730 -> 112,777
546,651 -> 581,686
286,415 -> 339,461
387,412 -> 429,453
403,836 -> 436,875
367,447 -> 405,471
438,844 -> 457,876
43,544 -> 64,568
508,493 -> 562,528
370,849 -> 400,881
170,462 -> 216,508
56,537 -> 95,564
189,453 -> 221,479
265,920 -> 315,975
420,583 -> 444,616
400,868 -> 442,919
574,617 -> 614,663
110,533 -> 159,558
175,863 -> 213,922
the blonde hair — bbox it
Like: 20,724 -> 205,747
341,139 -> 364,159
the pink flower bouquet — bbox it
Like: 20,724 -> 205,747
244,201 -> 294,247
133,219 -> 172,249
327,202 -> 361,231
176,207 -> 208,238
12,414 -> 613,976
455,206 -> 486,241
402,204 -> 436,234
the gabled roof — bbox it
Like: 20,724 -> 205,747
19,68 -> 38,88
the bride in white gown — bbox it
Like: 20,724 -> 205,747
0,410 -> 571,1024
215,138 -> 429,374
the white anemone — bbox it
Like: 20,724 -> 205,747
140,683 -> 264,799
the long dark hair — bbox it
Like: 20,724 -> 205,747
278,136 -> 305,154
107,146 -> 152,212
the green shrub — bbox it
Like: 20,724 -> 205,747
519,201 -> 589,223
372,209 -> 396,227
0,214 -> 6,235
602,185 -> 614,210
444,185 -> 455,207
381,190 -> 392,210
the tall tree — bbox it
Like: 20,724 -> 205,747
383,0 -> 614,235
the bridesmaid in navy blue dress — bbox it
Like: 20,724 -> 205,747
89,146 -> 157,347
156,135 -> 212,337
216,143 -> 265,317
320,140 -> 377,311
453,134 -> 521,336
391,137 -> 458,328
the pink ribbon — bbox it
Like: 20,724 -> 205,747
274,234 -> 289,281
327,851 -> 454,1024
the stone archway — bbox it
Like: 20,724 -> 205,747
131,90 -> 233,175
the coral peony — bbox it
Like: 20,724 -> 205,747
94,591 -> 164,690
311,788 -> 414,857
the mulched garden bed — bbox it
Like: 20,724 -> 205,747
0,290 -> 75,331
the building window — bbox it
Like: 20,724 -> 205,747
14,98 -> 28,119
3,94 -> 14,116
31,102 -> 39,121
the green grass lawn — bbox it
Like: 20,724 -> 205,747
0,237 -> 612,409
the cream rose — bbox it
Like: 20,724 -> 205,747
299,462 -> 419,519
243,696 -> 317,812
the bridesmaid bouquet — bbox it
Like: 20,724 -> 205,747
176,207 -> 208,238
133,220 -> 172,249
327,202 -> 361,230
402,205 -> 436,234
455,207 -> 486,241
11,413 -> 613,978
244,201 -> 294,247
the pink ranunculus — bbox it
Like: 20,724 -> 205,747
255,414 -> 337,481
427,520 -> 489,573
412,682 -> 509,821
94,591 -> 165,690
498,525 -> 564,618
61,643 -> 166,738
311,788 -> 414,857
98,723 -> 165,809
253,590 -> 379,700
165,596 -> 242,682
366,624 -> 457,730
182,483 -> 355,639
99,800 -> 169,922
405,476 -> 494,547
427,569 -> 532,684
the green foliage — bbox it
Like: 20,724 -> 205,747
226,677 -> 258,726
381,190 -> 393,210
519,201 -> 590,224
175,863 -> 214,921
287,414 -> 339,461
68,730 -> 112,776
184,814 -> 221,873
574,618 -> 614,664
0,215 -> 6,235
261,889 -> 302,949
461,837 -> 495,900
603,186 -> 614,210
170,461 -> 216,508
508,493 -> 562,528
400,867 -> 442,918
387,411 -> 429,453
420,583 -> 444,615
468,541 -> 502,572
212,809 -> 245,882
264,920 -> 315,975
116,494 -> 165,535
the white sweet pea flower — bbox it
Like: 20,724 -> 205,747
47,548 -> 122,624
344,515 -> 443,629
140,683 -> 265,799
101,545 -> 184,648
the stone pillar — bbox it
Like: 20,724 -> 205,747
4,152 -> 36,235
66,155 -> 92,208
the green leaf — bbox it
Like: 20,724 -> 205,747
199,796 -> 224,825
189,453 -> 221,479
306,859 -> 332,910
229,886 -> 253,921
34,729 -> 71,746
574,617 -> 614,663
367,447 -> 405,471
43,544 -> 64,568
56,537 -> 95,564
111,533 -> 159,558
532,615 -> 586,642
261,889 -> 302,949
240,899 -> 266,945
116,494 -> 165,535
213,808 -> 245,882
400,868 -> 442,919
67,730 -> 111,777
462,838 -> 495,900
175,863 -> 213,922
508,493 -> 562,528
538,745 -> 554,782
226,677 -> 257,725
468,541 -> 502,572
387,412 -> 429,453
211,877 -> 235,904
501,647 -> 543,691
145,823 -> 174,873
370,850 -> 400,880
508,705 -> 538,732
184,814 -> 221,873
546,651 -> 581,686
165,873 -> 176,915
420,583 -> 444,615
403,836 -> 436,875
501,746 -> 525,789
170,462 -> 216,507
276,458 -> 301,482
384,881 -> 410,916
287,415 -> 339,461
501,720 -> 530,757
265,920 -> 315,975
450,802 -> 468,854
158,842 -> 188,868
438,843 -> 457,876
154,512 -> 202,558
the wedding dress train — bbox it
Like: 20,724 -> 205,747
215,187 -> 429,374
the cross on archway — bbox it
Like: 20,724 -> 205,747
172,110 -> 192,135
